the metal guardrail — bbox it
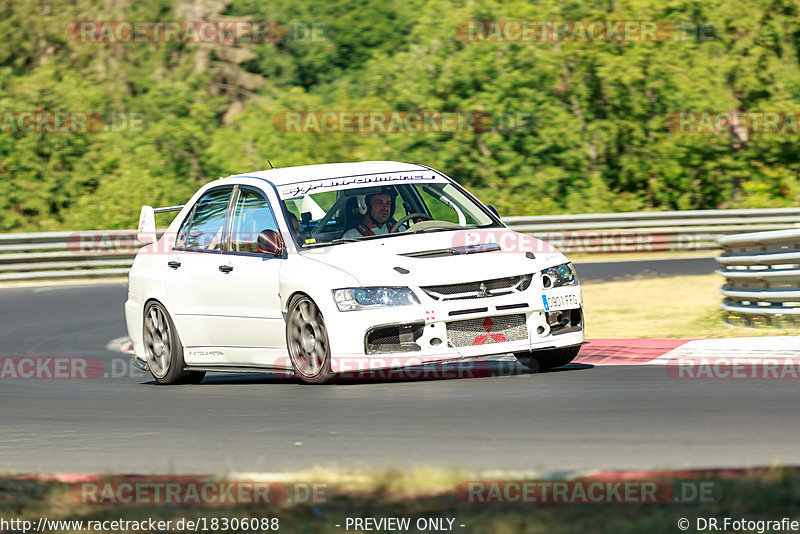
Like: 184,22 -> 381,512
0,207 -> 798,282
506,207 -> 800,254
716,228 -> 800,327
0,230 -> 138,281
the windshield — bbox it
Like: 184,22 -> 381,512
280,180 -> 501,247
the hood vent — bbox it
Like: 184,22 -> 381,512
401,243 -> 501,258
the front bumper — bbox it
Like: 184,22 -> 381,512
324,284 -> 584,373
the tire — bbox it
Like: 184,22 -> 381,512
514,345 -> 581,372
286,295 -> 333,384
143,301 -> 205,385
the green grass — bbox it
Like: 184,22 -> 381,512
3,468 -> 800,533
582,274 -> 800,338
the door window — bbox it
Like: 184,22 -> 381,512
229,188 -> 279,253
175,187 -> 233,251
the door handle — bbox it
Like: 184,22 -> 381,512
219,265 -> 234,274
167,261 -> 181,269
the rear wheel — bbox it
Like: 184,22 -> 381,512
514,345 -> 581,372
286,295 -> 333,384
143,301 -> 205,385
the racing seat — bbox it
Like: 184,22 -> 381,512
341,197 -> 364,237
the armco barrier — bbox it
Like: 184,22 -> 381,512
0,230 -> 138,281
717,228 -> 800,327
1,208 -> 798,281
506,207 -> 800,254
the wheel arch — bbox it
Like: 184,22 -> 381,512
142,297 -> 187,350
283,292 -> 333,384
283,290 -> 315,313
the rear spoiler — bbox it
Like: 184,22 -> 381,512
137,205 -> 184,244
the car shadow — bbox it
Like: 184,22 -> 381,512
142,361 -> 594,386
329,361 -> 593,385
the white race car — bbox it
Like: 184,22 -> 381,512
125,161 -> 584,384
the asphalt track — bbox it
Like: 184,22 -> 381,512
3,257 -> 799,475
573,256 -> 718,282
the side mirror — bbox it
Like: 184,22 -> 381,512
486,204 -> 500,217
257,229 -> 285,256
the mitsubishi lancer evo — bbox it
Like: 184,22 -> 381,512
126,161 -> 584,384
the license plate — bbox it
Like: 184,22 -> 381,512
543,292 -> 580,311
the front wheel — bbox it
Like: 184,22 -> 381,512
143,301 -> 205,385
514,345 -> 581,372
286,295 -> 334,384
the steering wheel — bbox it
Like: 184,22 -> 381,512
390,213 -> 432,233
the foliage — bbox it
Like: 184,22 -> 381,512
1,0 -> 800,230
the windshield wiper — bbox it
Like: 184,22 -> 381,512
330,237 -> 363,244
300,238 -> 359,248
406,224 -> 474,235
300,241 -> 335,248
303,233 -> 402,247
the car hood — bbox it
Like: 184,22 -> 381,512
298,229 -> 568,287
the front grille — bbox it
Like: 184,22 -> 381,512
421,275 -> 532,301
446,314 -> 528,347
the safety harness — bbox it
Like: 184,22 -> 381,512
355,220 -> 395,236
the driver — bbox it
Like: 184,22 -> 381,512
342,188 -> 406,238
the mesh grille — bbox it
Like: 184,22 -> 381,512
369,332 -> 400,345
446,314 -> 527,347
422,275 -> 531,301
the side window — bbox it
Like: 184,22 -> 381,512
415,184 -> 481,226
418,187 -> 459,224
394,191 -> 410,219
175,187 -> 232,251
229,188 -> 279,253
395,186 -> 425,219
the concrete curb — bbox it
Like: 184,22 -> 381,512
576,337 -> 799,365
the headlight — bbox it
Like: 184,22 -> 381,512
541,263 -> 578,289
332,287 -> 420,311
